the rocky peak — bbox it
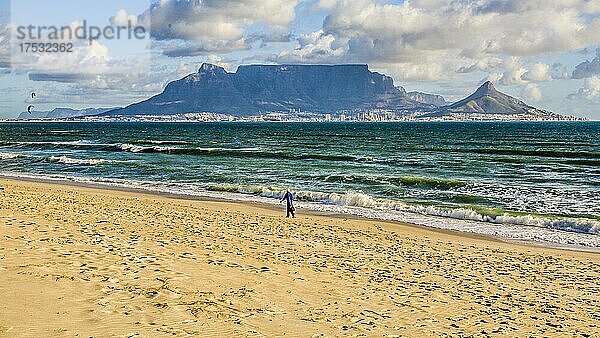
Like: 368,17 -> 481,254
473,81 -> 498,97
198,63 -> 227,76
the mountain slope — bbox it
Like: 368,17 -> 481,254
18,107 -> 117,120
406,91 -> 447,107
103,63 -> 432,116
439,81 -> 544,115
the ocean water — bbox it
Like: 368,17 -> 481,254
1,122 -> 599,250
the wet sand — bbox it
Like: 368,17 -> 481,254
1,178 -> 599,337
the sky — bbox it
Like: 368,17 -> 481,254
0,0 -> 599,119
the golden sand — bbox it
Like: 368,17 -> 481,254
0,178 -> 599,337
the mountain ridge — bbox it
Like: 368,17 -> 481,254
18,107 -> 117,120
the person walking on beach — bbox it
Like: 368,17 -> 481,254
280,189 -> 295,218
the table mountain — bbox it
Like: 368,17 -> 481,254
102,64 -> 432,116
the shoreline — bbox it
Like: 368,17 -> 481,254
1,175 -> 598,255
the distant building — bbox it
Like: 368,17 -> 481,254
339,114 -> 346,121
324,113 -> 331,121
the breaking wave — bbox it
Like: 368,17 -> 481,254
207,184 -> 600,236
46,156 -> 109,165
44,156 -> 132,166
319,174 -> 469,189
0,152 -> 24,160
48,130 -> 79,134
130,139 -> 191,145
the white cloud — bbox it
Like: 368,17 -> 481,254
483,73 -> 503,84
522,62 -> 552,82
381,61 -> 447,82
25,57 -> 174,107
205,55 -> 231,71
277,30 -> 346,63
152,38 -> 249,57
9,35 -> 171,103
0,23 -> 9,68
316,0 -> 339,10
110,9 -> 139,27
457,57 -> 503,73
568,77 -> 600,102
139,0 -> 301,56
572,48 -> 600,79
499,57 -> 527,85
522,83 -> 543,103
584,0 -> 600,13
282,0 -> 600,81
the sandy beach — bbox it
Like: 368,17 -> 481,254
0,178 -> 598,337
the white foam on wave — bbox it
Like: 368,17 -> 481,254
301,189 -> 600,235
119,143 -> 182,153
0,152 -> 127,166
48,130 -> 79,134
47,156 -> 109,165
0,152 -> 24,160
118,144 -> 262,154
15,140 -> 98,146
119,143 -> 151,153
456,183 -> 600,218
195,147 -> 262,152
135,140 -> 189,145
46,155 -> 134,166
